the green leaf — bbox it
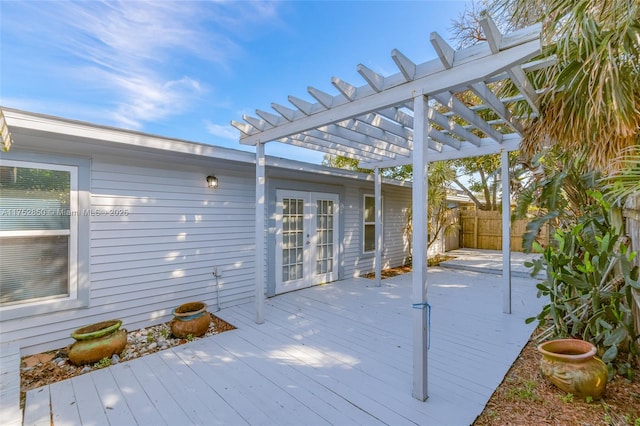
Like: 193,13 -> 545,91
559,274 -> 591,290
596,318 -> 613,330
602,345 -> 618,363
603,327 -> 628,346
536,283 -> 550,292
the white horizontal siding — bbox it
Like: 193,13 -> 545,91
381,188 -> 412,268
1,155 -> 258,356
342,185 -> 363,277
341,184 -> 412,278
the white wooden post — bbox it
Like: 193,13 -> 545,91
255,142 -> 266,324
501,149 -> 512,314
375,166 -> 382,287
412,94 -> 429,401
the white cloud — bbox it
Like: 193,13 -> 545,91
6,1 -> 283,129
205,120 -> 239,140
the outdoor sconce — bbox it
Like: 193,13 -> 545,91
206,175 -> 219,189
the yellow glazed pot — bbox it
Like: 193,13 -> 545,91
537,339 -> 608,399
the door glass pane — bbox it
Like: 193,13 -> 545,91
315,200 -> 334,275
281,198 -> 304,282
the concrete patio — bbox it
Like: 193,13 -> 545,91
23,260 -> 544,425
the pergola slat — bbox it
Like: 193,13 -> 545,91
230,120 -> 253,136
357,64 -> 385,92
288,95 -> 319,115
391,49 -> 417,81
430,32 -> 455,69
282,134 -> 388,162
331,77 -> 358,101
356,113 -> 411,139
469,82 -> 524,134
271,103 -> 297,121
427,107 -> 482,146
256,109 -> 284,126
432,92 -> 504,142
308,87 -> 336,108
242,114 -> 271,132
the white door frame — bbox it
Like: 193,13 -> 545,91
275,190 -> 339,294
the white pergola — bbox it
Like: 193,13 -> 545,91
233,16 -> 550,401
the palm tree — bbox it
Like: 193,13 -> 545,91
492,0 -> 640,173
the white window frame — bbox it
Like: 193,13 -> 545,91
363,194 -> 382,254
0,159 -> 79,310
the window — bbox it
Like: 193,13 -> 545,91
363,194 -> 382,253
0,160 -> 78,307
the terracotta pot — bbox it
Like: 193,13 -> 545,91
68,320 -> 127,365
170,302 -> 210,338
537,339 -> 608,399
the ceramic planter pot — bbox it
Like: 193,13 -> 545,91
68,320 -> 127,365
537,339 -> 608,399
170,302 -> 210,338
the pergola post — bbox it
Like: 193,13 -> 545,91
255,142 -> 266,324
374,166 -> 382,287
501,149 -> 512,314
412,95 -> 429,401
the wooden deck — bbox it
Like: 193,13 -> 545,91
23,267 -> 543,425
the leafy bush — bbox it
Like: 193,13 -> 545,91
526,193 -> 640,378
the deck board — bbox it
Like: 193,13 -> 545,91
89,368 -> 138,426
124,356 -> 193,425
69,373 -> 110,426
22,386 -> 50,426
49,379 -> 82,426
23,267 -> 543,425
109,362 -> 168,426
0,341 -> 22,426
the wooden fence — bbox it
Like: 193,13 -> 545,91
459,207 -> 549,252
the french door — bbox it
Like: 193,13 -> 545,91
275,190 -> 339,294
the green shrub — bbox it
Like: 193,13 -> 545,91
526,191 -> 640,377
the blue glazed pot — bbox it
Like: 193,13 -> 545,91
170,302 -> 210,338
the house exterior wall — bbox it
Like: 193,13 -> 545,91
0,110 -> 413,357
1,142 -> 259,356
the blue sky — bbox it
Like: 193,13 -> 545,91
1,0 -> 470,163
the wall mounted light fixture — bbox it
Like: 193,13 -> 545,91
206,175 -> 219,189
